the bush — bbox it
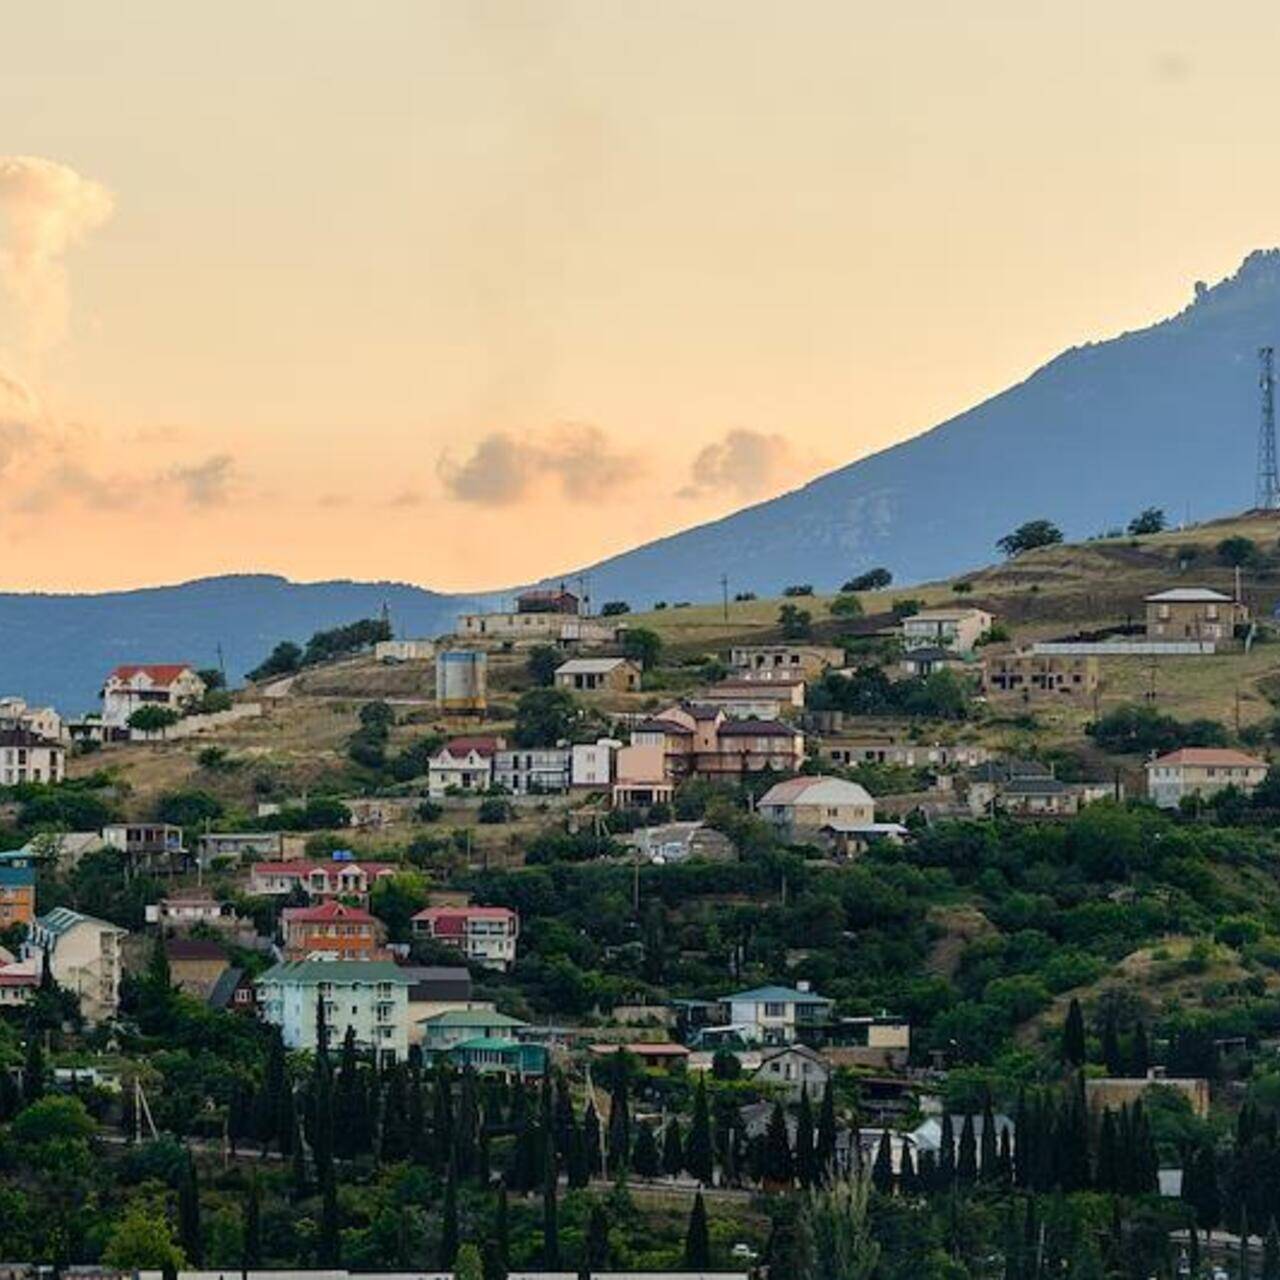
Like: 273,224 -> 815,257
778,604 -> 812,639
1088,703 -> 1228,754
478,798 -> 512,824
417,800 -> 444,823
155,789 -> 223,827
782,584 -> 815,597
1128,507 -> 1166,536
601,601 -> 631,616
842,568 -> 892,592
1217,536 -> 1259,567
829,595 -> 863,617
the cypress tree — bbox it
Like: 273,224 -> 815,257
817,1078 -> 837,1180
587,1202 -> 610,1269
1241,1209 -> 1252,1280
1013,1090 -> 1031,1190
315,989 -> 329,1058
1101,1007 -> 1124,1076
795,1087 -> 817,1189
493,1181 -> 510,1280
335,1027 -> 362,1159
662,1118 -> 684,1177
456,1068 -> 481,1178
433,1064 -> 455,1163
542,1139 -> 560,1268
1188,1223 -> 1201,1280
1062,999 -> 1086,1068
381,1064 -> 410,1163
409,1069 -> 430,1167
872,1129 -> 894,1195
243,1174 -> 263,1269
312,1058 -> 335,1185
440,1163 -> 459,1268
554,1073 -> 575,1158
1097,1109 -> 1118,1194
633,1123 -> 660,1178
607,1054 -> 631,1174
0,1067 -> 19,1123
1131,1021 -> 1150,1077
980,1096 -> 998,1180
957,1113 -> 978,1185
899,1140 -> 917,1195
939,1112 -> 956,1187
21,1026 -> 44,1105
289,1103 -> 308,1196
686,1076 -> 714,1185
567,1112 -> 590,1189
261,1030 -> 287,1152
918,1150 -> 939,1194
583,1101 -> 604,1178
318,1166 -> 340,1266
997,1125 -> 1014,1189
684,1192 -> 710,1269
764,1101 -> 793,1187
177,1152 -> 202,1265
1263,1219 -> 1279,1280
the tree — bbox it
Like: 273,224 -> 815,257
318,1167 -> 340,1266
513,688 -> 580,748
1062,998 -> 1086,1067
600,601 -> 631,617
22,1024 -> 44,1104
829,595 -> 863,618
764,1101 -> 794,1187
177,1152 -> 202,1265
871,1130 -> 893,1195
997,519 -> 1063,557
542,1140 -> 560,1268
1264,1220 -> 1279,1280
622,627 -> 663,671
128,705 -> 181,737
662,1119 -> 684,1177
842,568 -> 892,592
1101,1007 -> 1124,1076
527,645 -> 561,687
795,1087 -> 818,1189
1128,507 -> 1166,536
103,1205 -> 185,1271
247,640 -> 303,682
633,1124 -> 660,1178
794,1174 -> 880,1280
587,1202 -> 610,1270
956,1114 -> 977,1185
1217,536 -> 1259,567
686,1076 -> 714,1184
685,1192 -> 710,1269
817,1080 -> 837,1180
455,1244 -> 484,1280
440,1164 -> 459,1268
155,788 -> 224,826
242,1175 -> 263,1269
779,603 -> 813,640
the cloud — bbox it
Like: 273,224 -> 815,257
0,156 -> 114,357
438,423 -> 637,507
167,453 -> 237,507
679,428 -> 799,501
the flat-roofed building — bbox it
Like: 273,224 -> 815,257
901,607 -> 993,654
985,651 -> 1099,701
729,644 -> 845,679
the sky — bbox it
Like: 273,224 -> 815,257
4,1 -> 1280,593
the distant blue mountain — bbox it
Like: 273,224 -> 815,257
542,249 -> 1280,606
0,574 -> 473,712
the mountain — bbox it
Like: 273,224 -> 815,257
548,249 -> 1280,605
0,574 -> 473,712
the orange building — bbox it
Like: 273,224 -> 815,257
0,853 -> 36,929
282,900 -> 383,960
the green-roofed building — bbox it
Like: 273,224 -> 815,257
447,1035 -> 548,1079
419,1007 -> 529,1054
257,959 -> 411,1061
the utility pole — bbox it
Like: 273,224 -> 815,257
720,573 -> 729,623
215,642 -> 226,681
1260,347 -> 1279,510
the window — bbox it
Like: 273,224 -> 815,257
763,1002 -> 786,1017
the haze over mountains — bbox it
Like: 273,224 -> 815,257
4,249 -> 1279,710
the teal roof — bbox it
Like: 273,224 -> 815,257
37,907 -> 123,937
420,1009 -> 527,1029
0,866 -> 34,888
258,960 -> 410,985
451,1036 -> 528,1052
727,985 -> 831,1005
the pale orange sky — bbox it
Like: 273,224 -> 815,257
3,1 -> 1280,592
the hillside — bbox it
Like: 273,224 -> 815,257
533,249 -> 1280,603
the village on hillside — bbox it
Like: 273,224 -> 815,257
7,508 -> 1280,1276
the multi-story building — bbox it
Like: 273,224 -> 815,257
420,1008 -> 529,1054
196,831 -> 295,865
249,856 -> 398,902
454,610 -> 621,646
25,907 -> 127,1023
282,900 -> 384,960
165,938 -> 231,999
901,608 -> 993,654
757,776 -> 876,834
427,736 -> 503,797
493,747 -> 571,794
984,651 -> 1099,701
820,739 -> 990,770
145,891 -> 240,932
695,679 -> 805,717
728,644 -> 845,679
720,983 -> 834,1046
0,854 -> 36,929
256,958 -> 411,1060
102,823 -> 185,863
1145,588 -> 1247,644
100,663 -> 206,729
0,728 -> 66,785
1146,747 -> 1268,809
628,703 -> 806,785
412,904 -> 520,970
570,738 -> 621,789
554,657 -> 642,693
0,697 -> 63,742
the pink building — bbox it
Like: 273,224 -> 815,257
249,857 -> 398,902
412,905 -> 519,970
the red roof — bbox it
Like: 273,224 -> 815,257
414,905 -> 517,928
285,901 -> 376,925
0,971 -> 37,987
108,664 -> 195,686
251,860 -> 397,879
1150,748 -> 1267,768
442,736 -> 502,757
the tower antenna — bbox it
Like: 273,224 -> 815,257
1257,346 -> 1278,510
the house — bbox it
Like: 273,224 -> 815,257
404,966 -> 491,1045
447,1035 -> 548,1079
1145,747 -> 1269,809
627,821 -> 736,864
518,587 -> 581,614
455,610 -> 620,646
207,966 -> 257,1014
100,663 -> 205,729
25,908 -> 126,1023
753,1043 -> 831,1101
999,774 -> 1087,817
0,857 -> 36,929
898,647 -> 974,678
102,823 -> 185,863
165,938 -> 230,999
1145,588 -> 1247,643
721,983 -> 833,1045
196,831 -> 295,864
374,638 -> 435,662
1085,1070 -> 1210,1119
729,644 -> 845,679
248,855 -> 399,901
256,958 -> 411,1059
412,904 -> 520,970
571,738 -> 621,789
4,831 -> 104,870
695,679 -> 805,717
0,728 -> 66,785
827,1015 -> 911,1070
901,607 -> 993,654
421,1007 -> 528,1053
554,657 -> 642,693
589,1041 -> 690,1070
0,696 -> 63,742
910,1113 -> 1014,1168
145,892 -> 240,932
758,776 -> 875,835
493,747 -> 571,794
984,651 -> 1099,701
283,900 -> 384,960
0,963 -> 38,1009
427,736 -> 503,797
612,741 -> 675,807
820,739 -> 990,770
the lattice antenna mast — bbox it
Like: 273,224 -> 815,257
1258,346 -> 1278,510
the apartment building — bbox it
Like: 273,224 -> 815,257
249,856 -> 398,901
0,857 -> 36,929
100,663 -> 205,729
0,697 -> 63,741
25,908 -> 127,1023
412,904 -> 520,970
0,728 -> 66,785
493,747 -> 571,794
282,901 -> 384,960
1146,747 -> 1268,809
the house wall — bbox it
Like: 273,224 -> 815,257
1146,599 -> 1245,642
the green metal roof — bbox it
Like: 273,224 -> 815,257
727,984 -> 832,1005
450,1036 -> 528,1052
258,960 -> 410,985
419,1009 -> 527,1028
36,906 -> 123,937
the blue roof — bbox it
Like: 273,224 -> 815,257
0,865 -> 34,888
726,985 -> 832,1005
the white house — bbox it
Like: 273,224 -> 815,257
753,1043 -> 831,1101
256,958 -> 412,1060
0,728 -> 66,785
0,697 -> 63,742
571,738 -> 621,789
901,608 -> 993,654
1145,747 -> 1269,809
427,737 -> 502,797
721,983 -> 833,1045
493,747 -> 571,794
101,663 -> 206,729
412,904 -> 520,970
25,907 -> 127,1024
375,638 -> 436,662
